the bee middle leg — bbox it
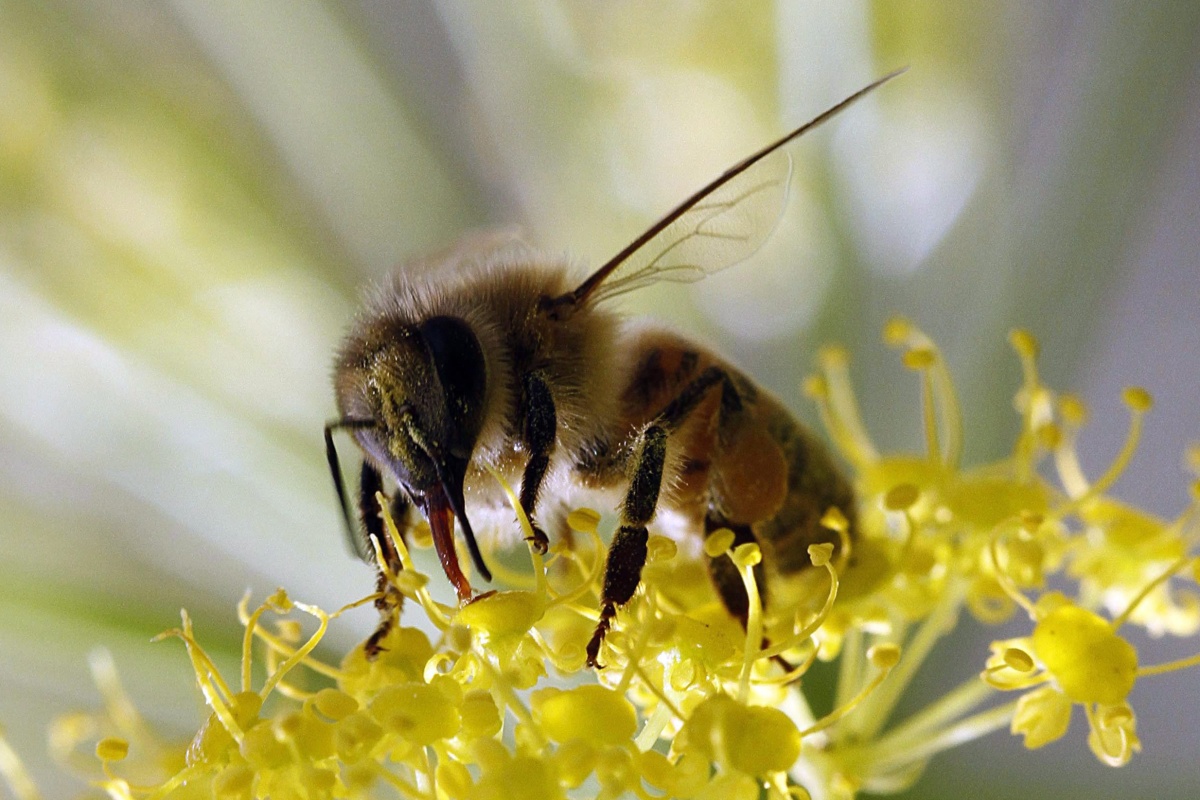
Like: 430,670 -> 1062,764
586,366 -> 737,668
359,461 -> 410,658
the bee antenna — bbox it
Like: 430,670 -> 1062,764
324,418 -> 376,547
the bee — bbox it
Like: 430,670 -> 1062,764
326,71 -> 901,665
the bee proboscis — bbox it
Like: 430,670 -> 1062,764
326,70 -> 902,665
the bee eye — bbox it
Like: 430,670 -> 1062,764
418,316 -> 486,454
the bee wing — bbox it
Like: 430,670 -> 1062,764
585,149 -> 793,306
563,69 -> 905,309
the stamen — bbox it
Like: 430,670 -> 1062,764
1112,553 -> 1196,630
1056,387 -> 1153,514
87,649 -> 153,746
236,595 -> 344,682
616,594 -> 658,695
758,553 -> 839,660
258,600 -> 329,699
733,543 -> 765,703
800,644 -> 900,738
153,611 -> 242,744
0,727 -> 41,800
989,528 -> 1038,618
816,346 -> 879,466
903,347 -> 942,464
865,699 -> 1020,775
1052,394 -> 1090,497
484,464 -> 548,593
378,492 -> 454,629
1008,329 -> 1045,481
883,319 -> 962,466
239,592 -> 270,693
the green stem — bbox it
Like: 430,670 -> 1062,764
849,578 -> 965,741
834,626 -> 864,723
870,676 -> 996,754
933,357 -> 964,469
864,699 -> 1019,777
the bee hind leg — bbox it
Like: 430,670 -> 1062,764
586,426 -> 665,668
588,367 -> 734,667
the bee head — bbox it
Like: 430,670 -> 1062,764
331,314 -> 491,581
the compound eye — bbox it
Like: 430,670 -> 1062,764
417,316 -> 487,455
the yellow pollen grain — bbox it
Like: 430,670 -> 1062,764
732,543 -> 762,568
884,483 -> 919,511
567,507 -> 602,534
868,643 -> 901,670
95,737 -> 128,762
313,688 -> 358,721
647,535 -> 678,563
808,543 -> 835,567
1004,648 -> 1036,672
1122,386 -> 1153,413
705,529 -> 736,557
883,316 -> 913,345
1008,329 -> 1039,358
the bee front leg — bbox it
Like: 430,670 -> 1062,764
519,372 -> 556,553
587,365 -> 736,668
359,461 -> 408,658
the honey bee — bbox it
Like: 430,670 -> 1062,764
326,71 -> 901,665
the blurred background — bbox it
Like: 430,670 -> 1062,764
1,1 -> 1198,797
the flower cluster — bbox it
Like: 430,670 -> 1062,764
8,320 -> 1198,799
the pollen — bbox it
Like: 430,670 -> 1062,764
1008,328 -> 1039,358
1122,386 -> 1153,413
94,737 -> 128,762
883,483 -> 920,511
809,542 -> 835,567
704,527 -> 736,557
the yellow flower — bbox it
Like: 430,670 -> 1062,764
7,322 -> 1198,798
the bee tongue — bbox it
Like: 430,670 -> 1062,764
424,490 -> 474,604
422,454 -> 492,604
436,455 -> 493,584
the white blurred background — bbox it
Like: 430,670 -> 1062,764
1,2 -> 1198,797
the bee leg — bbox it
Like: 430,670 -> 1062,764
518,372 -> 556,554
586,426 -> 665,668
587,366 -> 734,667
359,461 -> 407,659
